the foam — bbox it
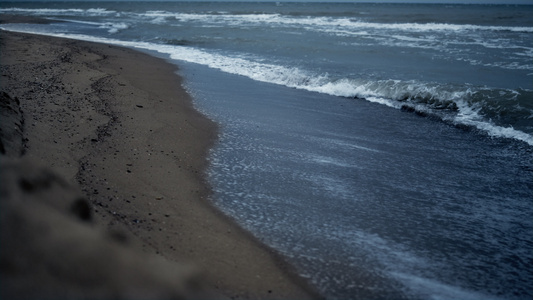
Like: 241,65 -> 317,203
132,11 -> 533,34
0,7 -> 115,16
1,26 -> 531,146
4,7 -> 531,72
391,272 -> 502,300
4,7 -> 532,35
100,22 -> 129,34
349,21 -> 533,33
9,17 -> 129,34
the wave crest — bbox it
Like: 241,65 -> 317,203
1,27 -> 530,145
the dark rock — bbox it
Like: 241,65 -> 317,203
0,92 -> 25,157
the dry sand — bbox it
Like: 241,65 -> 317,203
0,29 -> 319,299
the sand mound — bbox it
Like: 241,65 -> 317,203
0,158 -> 206,300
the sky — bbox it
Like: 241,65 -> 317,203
331,0 -> 533,3
233,0 -> 533,4
231,0 -> 533,3
202,0 -> 533,4
4,0 -> 533,4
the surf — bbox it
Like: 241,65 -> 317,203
1,24 -> 531,146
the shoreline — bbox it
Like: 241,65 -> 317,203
0,29 -> 319,299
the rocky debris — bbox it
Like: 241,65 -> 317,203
0,92 -> 25,156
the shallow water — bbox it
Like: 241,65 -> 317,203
179,63 -> 532,300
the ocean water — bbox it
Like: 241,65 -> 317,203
1,2 -> 532,299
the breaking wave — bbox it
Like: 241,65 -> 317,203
134,10 -> 533,33
0,7 -> 115,16
2,7 -> 532,34
1,27 -> 531,146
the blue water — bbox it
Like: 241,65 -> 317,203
1,2 -> 532,299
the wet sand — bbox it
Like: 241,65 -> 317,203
0,29 -> 319,299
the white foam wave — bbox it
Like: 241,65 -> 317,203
453,100 -> 533,145
12,17 -> 130,34
456,57 -> 533,71
0,7 -> 115,16
349,21 -> 533,33
99,22 -> 128,34
1,8 -> 80,14
134,11 -> 533,72
2,27 -> 531,146
134,11 -> 533,33
3,7 -> 532,35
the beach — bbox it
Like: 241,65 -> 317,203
0,29 -> 318,299
1,3 -> 532,298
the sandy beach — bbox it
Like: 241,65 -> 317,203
0,28 -> 318,299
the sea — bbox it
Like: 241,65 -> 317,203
1,2 -> 532,299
